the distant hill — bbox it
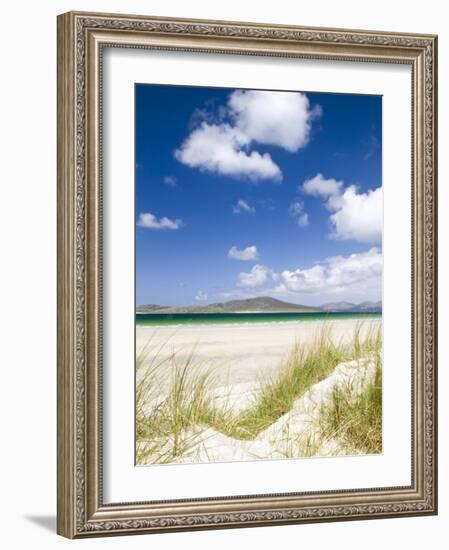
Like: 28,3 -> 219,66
320,301 -> 355,312
137,297 -> 382,314
136,304 -> 169,313
137,297 -> 320,314
351,301 -> 382,313
320,300 -> 382,313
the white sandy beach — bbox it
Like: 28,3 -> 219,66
136,318 -> 381,389
136,318 -> 382,464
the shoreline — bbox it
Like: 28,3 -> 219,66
136,318 -> 380,329
136,313 -> 381,329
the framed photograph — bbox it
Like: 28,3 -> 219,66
57,11 -> 438,538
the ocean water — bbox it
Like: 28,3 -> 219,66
135,311 -> 382,327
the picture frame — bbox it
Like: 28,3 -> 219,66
57,11 -> 438,538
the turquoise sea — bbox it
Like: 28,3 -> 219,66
135,311 -> 381,327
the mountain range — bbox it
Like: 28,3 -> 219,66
136,297 -> 382,314
320,300 -> 382,313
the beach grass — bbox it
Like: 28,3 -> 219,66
317,350 -> 382,454
136,343 -> 219,464
136,322 -> 382,463
220,325 -> 344,440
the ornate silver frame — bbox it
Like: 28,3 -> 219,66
57,11 -> 438,538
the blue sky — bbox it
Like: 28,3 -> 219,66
135,84 -> 382,307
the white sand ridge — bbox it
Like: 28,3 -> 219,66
149,356 -> 378,464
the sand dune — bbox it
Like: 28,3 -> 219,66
137,356 -> 378,464
136,318 -> 382,464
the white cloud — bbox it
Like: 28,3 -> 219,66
175,122 -> 282,181
276,248 -> 382,297
233,199 -> 255,214
164,175 -> 177,187
195,290 -> 208,301
238,264 -> 278,288
175,90 -> 321,182
228,245 -> 259,261
302,173 -> 382,244
289,201 -> 309,227
302,173 -> 343,198
137,212 -> 183,230
223,248 -> 381,302
228,90 -> 321,152
328,186 -> 382,244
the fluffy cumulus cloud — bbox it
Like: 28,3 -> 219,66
136,212 -> 183,230
223,248 -> 381,301
276,248 -> 382,297
238,264 -> 278,288
228,245 -> 259,261
328,186 -> 382,244
175,90 -> 321,182
228,90 -> 321,152
302,173 -> 343,198
302,173 -> 382,244
233,199 -> 255,214
289,201 -> 309,227
195,290 -> 208,301
175,123 -> 282,181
